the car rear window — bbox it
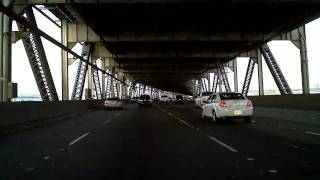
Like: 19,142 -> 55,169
107,98 -> 120,101
176,95 -> 183,99
202,92 -> 213,96
140,95 -> 150,100
161,95 -> 168,98
219,93 -> 245,100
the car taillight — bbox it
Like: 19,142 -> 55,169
247,100 -> 252,107
218,101 -> 227,107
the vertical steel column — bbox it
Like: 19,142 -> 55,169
219,66 -> 231,92
0,9 -> 3,102
218,70 -> 222,93
241,57 -> 256,96
71,43 -> 91,100
61,19 -> 69,100
207,73 -> 211,92
212,74 -> 219,93
101,59 -> 106,99
86,52 -> 93,99
1,0 -> 11,101
298,26 -> 310,94
233,59 -> 238,92
257,49 -> 264,95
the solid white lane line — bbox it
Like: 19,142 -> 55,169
207,135 -> 238,153
68,132 -> 90,146
305,131 -> 320,136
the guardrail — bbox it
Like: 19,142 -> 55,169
0,100 -> 104,136
248,94 -> 320,111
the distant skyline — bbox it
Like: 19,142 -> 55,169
11,8 -> 320,98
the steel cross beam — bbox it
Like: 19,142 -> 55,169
0,3 -> 127,86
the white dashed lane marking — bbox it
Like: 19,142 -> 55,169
305,131 -> 320,136
158,107 -> 238,153
206,135 -> 238,153
68,132 -> 90,146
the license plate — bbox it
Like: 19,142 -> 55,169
234,110 -> 242,115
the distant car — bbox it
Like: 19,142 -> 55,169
138,95 -> 152,108
132,97 -> 139,103
195,91 -> 213,108
104,97 -> 123,110
175,95 -> 184,104
160,95 -> 170,103
201,92 -> 253,123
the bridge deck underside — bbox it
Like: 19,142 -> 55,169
68,2 -> 320,94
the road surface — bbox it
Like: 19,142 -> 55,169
0,103 -> 320,179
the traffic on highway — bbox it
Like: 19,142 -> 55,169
1,93 -> 320,179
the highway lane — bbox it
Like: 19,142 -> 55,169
0,103 -> 319,179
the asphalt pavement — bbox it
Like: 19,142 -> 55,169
0,103 -> 319,180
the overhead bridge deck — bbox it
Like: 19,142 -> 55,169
12,0 -> 320,94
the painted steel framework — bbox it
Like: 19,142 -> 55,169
241,58 -> 256,96
71,43 -> 92,100
260,44 -> 292,95
18,7 -> 58,101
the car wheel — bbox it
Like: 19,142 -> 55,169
201,111 -> 206,120
244,116 -> 252,123
212,110 -> 219,123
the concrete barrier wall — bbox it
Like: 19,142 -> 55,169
248,94 -> 320,111
0,100 -> 104,128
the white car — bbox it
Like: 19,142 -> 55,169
201,92 -> 253,123
160,95 -> 170,103
104,97 -> 123,110
195,91 -> 213,108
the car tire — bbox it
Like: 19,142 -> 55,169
201,111 -> 207,120
212,110 -> 220,123
244,116 -> 252,123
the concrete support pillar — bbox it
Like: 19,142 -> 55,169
61,19 -> 69,100
299,26 -> 310,94
233,59 -> 238,92
101,59 -> 106,99
257,49 -> 264,96
1,2 -> 11,102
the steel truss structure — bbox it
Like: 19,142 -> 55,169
219,66 -> 231,92
260,44 -> 292,95
18,7 -> 58,101
71,43 -> 92,100
92,65 -> 102,99
242,58 -> 256,96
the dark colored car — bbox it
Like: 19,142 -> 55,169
138,95 -> 152,108
175,95 -> 184,104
